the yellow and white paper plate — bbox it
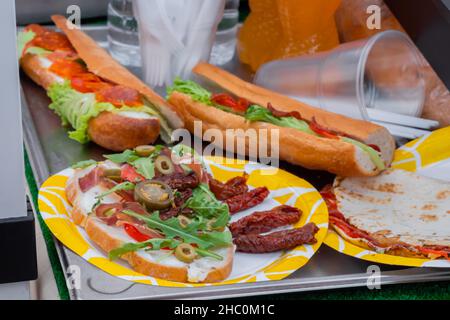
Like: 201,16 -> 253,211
38,156 -> 328,287
324,127 -> 450,267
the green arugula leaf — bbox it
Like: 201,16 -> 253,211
122,210 -> 231,250
104,149 -> 140,164
109,238 -> 180,260
71,159 -> 97,169
184,184 -> 230,228
195,248 -> 223,260
95,182 -> 135,203
131,157 -> 155,179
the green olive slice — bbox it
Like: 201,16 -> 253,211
134,145 -> 156,157
104,168 -> 122,178
177,215 -> 191,228
175,243 -> 197,263
134,180 -> 173,210
155,155 -> 175,175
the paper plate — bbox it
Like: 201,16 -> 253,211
38,156 -> 328,287
324,127 -> 450,267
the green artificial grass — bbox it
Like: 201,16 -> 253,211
25,151 -> 70,300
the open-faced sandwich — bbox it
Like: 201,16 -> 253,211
18,15 -> 182,151
167,62 -> 396,177
321,169 -> 450,260
66,145 -> 319,283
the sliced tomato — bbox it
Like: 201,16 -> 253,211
46,50 -> 79,62
418,247 -> 450,260
31,31 -> 74,52
71,73 -> 113,93
309,117 -> 339,139
49,59 -> 86,79
124,223 -> 152,242
121,164 -> 145,183
368,144 -> 381,152
96,85 -> 143,107
24,24 -> 48,35
211,93 -> 249,112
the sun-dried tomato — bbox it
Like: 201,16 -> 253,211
225,186 -> 270,214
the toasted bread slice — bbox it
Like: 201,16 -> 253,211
85,216 -> 234,283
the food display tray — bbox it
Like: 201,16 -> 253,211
21,26 -> 450,300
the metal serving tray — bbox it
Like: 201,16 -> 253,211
21,26 -> 450,300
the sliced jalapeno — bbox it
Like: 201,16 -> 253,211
175,243 -> 197,263
134,180 -> 173,210
134,145 -> 156,157
155,155 -> 174,175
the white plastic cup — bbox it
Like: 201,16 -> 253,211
254,30 -> 425,120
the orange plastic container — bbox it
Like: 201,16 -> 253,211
238,0 -> 342,72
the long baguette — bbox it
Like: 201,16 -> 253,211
167,63 -> 396,176
193,62 -> 395,166
169,92 -> 383,176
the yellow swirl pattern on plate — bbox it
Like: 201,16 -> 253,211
324,127 -> 450,267
38,156 -> 328,287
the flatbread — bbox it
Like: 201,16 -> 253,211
334,169 -> 450,248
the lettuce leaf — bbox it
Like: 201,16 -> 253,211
167,78 -> 213,105
17,30 -> 35,58
17,30 -> 52,58
71,159 -> 97,169
341,137 -> 385,171
245,104 -> 316,135
47,81 -> 170,144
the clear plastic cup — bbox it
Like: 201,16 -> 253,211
254,30 -> 425,120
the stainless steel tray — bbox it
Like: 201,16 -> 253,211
21,26 -> 450,300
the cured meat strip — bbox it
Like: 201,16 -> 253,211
78,166 -> 104,192
233,222 -> 319,253
229,205 -> 301,237
225,187 -> 270,214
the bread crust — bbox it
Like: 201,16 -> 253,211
20,51 -> 161,151
85,216 -> 234,283
20,54 -> 59,90
193,62 -> 395,165
87,112 -> 160,151
51,15 -> 183,130
169,92 -> 381,177
65,174 -> 89,227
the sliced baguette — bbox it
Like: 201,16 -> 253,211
85,216 -> 234,283
66,163 -> 122,227
168,92 -> 384,177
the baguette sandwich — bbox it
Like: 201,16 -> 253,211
18,15 -> 183,151
167,62 -> 395,177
